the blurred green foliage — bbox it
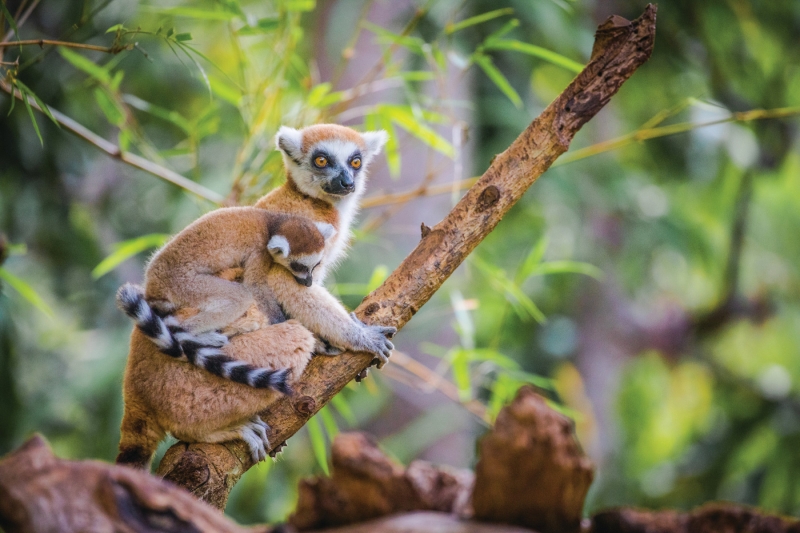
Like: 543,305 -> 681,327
1,0 -> 800,525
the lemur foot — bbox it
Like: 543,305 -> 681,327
355,368 -> 369,382
240,416 -> 270,463
269,440 -> 288,458
314,336 -> 344,356
350,312 -> 396,368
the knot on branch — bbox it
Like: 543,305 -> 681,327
475,185 -> 501,212
294,396 -> 317,417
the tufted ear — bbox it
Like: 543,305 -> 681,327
267,235 -> 290,257
361,130 -> 388,159
315,222 -> 337,241
275,126 -> 303,161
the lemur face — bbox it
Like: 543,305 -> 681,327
267,219 -> 337,287
276,124 -> 388,201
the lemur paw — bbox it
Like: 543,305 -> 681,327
349,312 -> 395,367
192,331 -> 229,347
240,416 -> 270,463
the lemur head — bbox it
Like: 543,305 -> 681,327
267,216 -> 337,287
276,124 -> 388,202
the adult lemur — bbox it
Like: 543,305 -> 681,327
117,125 -> 392,468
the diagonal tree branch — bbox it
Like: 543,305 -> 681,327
156,4 -> 658,509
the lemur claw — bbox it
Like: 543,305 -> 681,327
269,440 -> 287,458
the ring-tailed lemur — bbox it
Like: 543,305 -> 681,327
117,125 -> 394,469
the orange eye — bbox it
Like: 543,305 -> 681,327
314,155 -> 328,167
350,157 -> 362,169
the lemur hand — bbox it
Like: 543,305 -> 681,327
350,312 -> 396,368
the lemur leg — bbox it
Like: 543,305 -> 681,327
116,401 -> 167,470
128,321 -> 315,456
167,275 -> 255,335
179,416 -> 271,463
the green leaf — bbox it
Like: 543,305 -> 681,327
16,81 -> 43,145
0,267 -> 54,318
106,23 -> 125,34
94,88 -> 125,127
483,39 -> 583,73
362,21 -> 425,56
483,18 -> 520,42
528,260 -> 603,280
175,42 -> 216,98
379,104 -> 454,158
400,71 -> 437,82
174,32 -> 193,42
446,8 -> 514,35
473,53 -> 522,108
515,236 -> 548,284
123,94 -> 191,133
92,234 -> 170,279
366,265 -> 389,293
307,82 -> 332,107
306,416 -> 330,475
237,17 -> 280,35
14,79 -> 59,128
208,75 -> 242,107
59,48 -> 112,84
451,349 -> 472,401
378,114 -> 401,177
6,82 -> 15,116
284,0 -> 316,12
0,1 -> 19,39
330,394 -> 356,425
141,6 -> 236,20
319,406 -> 339,439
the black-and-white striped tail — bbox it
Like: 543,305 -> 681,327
116,283 -> 292,394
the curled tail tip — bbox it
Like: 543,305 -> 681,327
116,283 -> 145,315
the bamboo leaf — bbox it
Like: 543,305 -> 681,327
174,32 -> 193,42
92,234 -> 170,279
515,236 -> 548,284
0,268 -> 54,318
16,82 -> 43,145
473,53 -> 522,108
14,79 -> 59,128
94,88 -> 125,127
123,94 -> 192,133
446,8 -> 514,35
483,39 -> 583,73
141,6 -> 236,20
380,104 -> 454,157
0,1 -> 19,39
362,21 -> 425,55
528,260 -> 603,279
330,394 -> 356,426
319,406 -> 339,439
306,416 -> 330,475
284,0 -> 316,12
58,48 -> 112,84
366,265 -> 389,293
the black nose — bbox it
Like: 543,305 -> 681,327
333,173 -> 355,192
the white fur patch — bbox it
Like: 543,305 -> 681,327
275,126 -> 302,157
268,235 -> 290,257
315,222 -> 337,241
222,361 -> 248,378
362,130 -> 388,158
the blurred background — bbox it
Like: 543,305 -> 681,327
1,0 -> 800,524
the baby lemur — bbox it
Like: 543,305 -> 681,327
119,207 -> 394,389
117,125 -> 392,468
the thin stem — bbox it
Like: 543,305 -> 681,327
0,39 -> 123,52
0,80 -> 225,204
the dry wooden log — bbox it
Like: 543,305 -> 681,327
156,4 -> 657,509
471,387 -> 594,533
288,432 -> 473,531
590,503 -> 800,533
300,511 -> 537,533
0,434 -> 273,533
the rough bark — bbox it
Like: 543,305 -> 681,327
289,432 -> 473,531
156,4 -> 658,509
300,511 -> 537,533
0,434 -> 273,533
472,387 -> 594,533
589,503 -> 800,533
